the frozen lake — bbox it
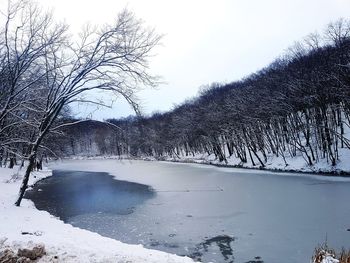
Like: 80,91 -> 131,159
26,159 -> 350,263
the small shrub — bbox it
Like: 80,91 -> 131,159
313,244 -> 350,263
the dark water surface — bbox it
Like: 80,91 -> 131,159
25,160 -> 350,263
25,170 -> 155,221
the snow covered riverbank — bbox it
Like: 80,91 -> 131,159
0,166 -> 195,263
69,144 -> 350,176
148,148 -> 350,176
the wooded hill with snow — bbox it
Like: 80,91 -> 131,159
57,19 -> 350,174
0,1 -> 349,176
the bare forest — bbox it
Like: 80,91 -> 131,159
60,20 -> 350,172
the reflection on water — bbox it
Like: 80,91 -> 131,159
190,235 -> 235,262
25,170 -> 155,221
244,256 -> 264,263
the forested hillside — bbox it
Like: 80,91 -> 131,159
62,19 -> 350,173
2,18 -> 350,174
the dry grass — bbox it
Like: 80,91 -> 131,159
339,249 -> 350,263
313,244 -> 350,263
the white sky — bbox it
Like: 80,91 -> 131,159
11,0 -> 350,119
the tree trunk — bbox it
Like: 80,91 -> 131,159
9,157 -> 15,169
15,155 -> 36,206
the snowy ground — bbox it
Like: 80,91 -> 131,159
0,166 -> 195,263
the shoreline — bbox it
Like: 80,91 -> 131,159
98,155 -> 350,178
159,158 -> 350,177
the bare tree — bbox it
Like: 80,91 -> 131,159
0,0 -> 68,165
6,1 -> 162,206
0,1 -> 65,128
325,18 -> 350,46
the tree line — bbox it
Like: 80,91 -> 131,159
64,19 -> 350,171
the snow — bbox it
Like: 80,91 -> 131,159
321,255 -> 339,263
314,251 -> 340,263
0,166 -> 196,263
159,146 -> 350,175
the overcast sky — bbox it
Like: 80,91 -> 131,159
29,0 -> 350,119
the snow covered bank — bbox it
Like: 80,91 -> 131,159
155,147 -> 350,176
63,151 -> 350,178
0,167 -> 195,262
63,140 -> 350,176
